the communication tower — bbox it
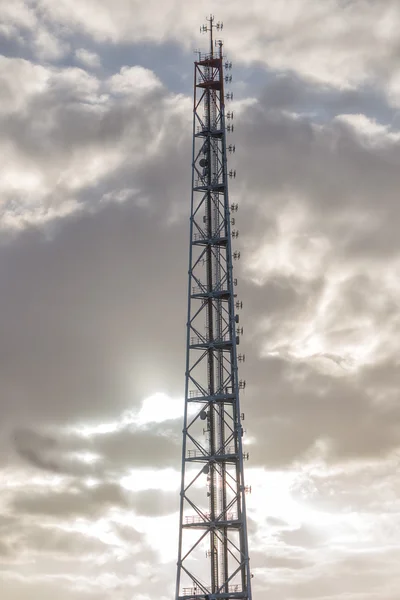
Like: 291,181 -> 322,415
175,16 -> 252,600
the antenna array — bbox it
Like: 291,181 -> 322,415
175,16 -> 252,600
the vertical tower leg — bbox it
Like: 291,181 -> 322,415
175,17 -> 252,600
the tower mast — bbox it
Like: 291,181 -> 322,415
175,16 -> 252,600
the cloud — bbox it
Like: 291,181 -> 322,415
241,355 -> 400,467
33,26 -> 69,61
11,479 -> 178,520
109,66 -> 162,95
0,0 -> 37,42
0,55 -> 189,230
2,4 -> 400,600
6,0 -> 396,100
12,419 -> 180,475
126,489 -> 177,516
75,48 -> 101,69
12,482 -> 129,517
217,89 -> 400,468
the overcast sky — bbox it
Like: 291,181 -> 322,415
2,1 -> 400,599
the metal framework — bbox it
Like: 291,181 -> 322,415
175,16 -> 252,600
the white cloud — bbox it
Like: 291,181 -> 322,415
0,0 -> 37,32
34,26 -> 69,61
0,57 -> 50,114
0,56 -> 190,230
108,66 -> 162,96
120,468 -> 180,492
24,0 -> 400,94
75,48 -> 101,69
335,113 -> 400,145
245,199 -> 331,285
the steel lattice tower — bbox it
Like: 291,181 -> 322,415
175,16 -> 252,600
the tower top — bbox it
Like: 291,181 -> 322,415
200,14 -> 223,58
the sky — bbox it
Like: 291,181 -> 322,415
2,1 -> 400,599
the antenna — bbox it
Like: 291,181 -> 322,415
200,14 -> 224,58
175,17 -> 252,600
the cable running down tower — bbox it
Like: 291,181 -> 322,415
175,16 -> 252,600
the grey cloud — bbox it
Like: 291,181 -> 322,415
92,422 -> 181,472
111,522 -> 142,545
233,253 -> 400,466
12,421 -> 181,475
258,74 -> 396,125
17,1 -> 400,96
263,549 -> 400,600
121,489 -> 178,517
291,460 -> 400,516
0,540 -> 11,557
242,355 -> 400,467
0,56 -> 191,441
244,274 -> 314,317
12,482 -> 129,518
2,5 -> 400,600
226,98 -> 400,467
278,525 -> 325,549
0,495 -> 159,594
0,577 -> 106,600
0,55 -> 190,230
361,359 -> 400,397
0,2 -> 70,64
238,102 -> 400,232
75,48 -> 101,69
4,24 -> 400,474
6,524 -> 109,559
241,273 -> 325,341
0,513 -> 111,566
0,203 -> 187,432
245,515 -> 259,538
0,516 -> 20,560
265,516 -> 289,528
13,429 -> 62,473
251,551 -> 312,571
